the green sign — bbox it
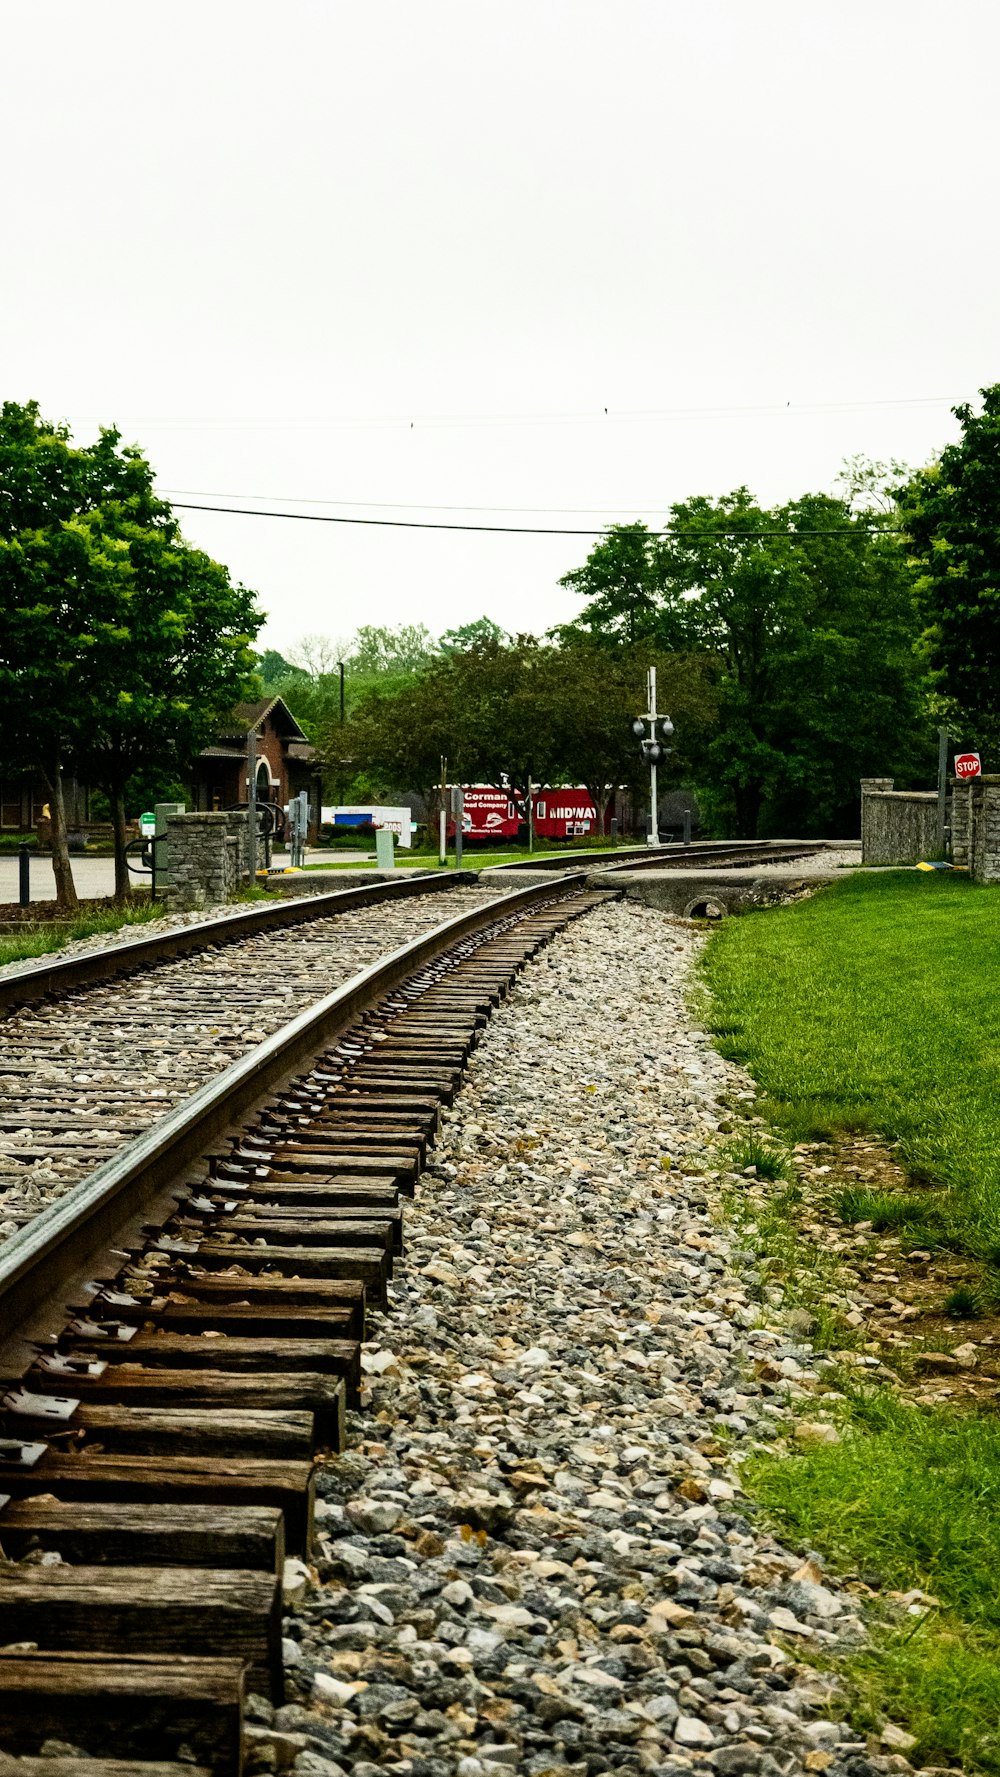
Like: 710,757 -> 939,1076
139,812 -> 155,837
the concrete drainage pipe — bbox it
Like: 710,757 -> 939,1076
685,896 -> 726,920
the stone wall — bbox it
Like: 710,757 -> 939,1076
860,779 -> 940,865
951,781 -> 973,868
862,774 -> 1000,880
962,776 -> 1000,883
164,810 -> 249,911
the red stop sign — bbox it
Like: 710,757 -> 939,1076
955,752 -> 982,779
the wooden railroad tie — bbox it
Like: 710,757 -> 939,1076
0,886 -> 607,1771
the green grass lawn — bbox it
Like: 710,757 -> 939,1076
299,839 -> 642,872
0,899 -> 160,968
702,871 -> 1000,1258
703,871 -> 1000,1770
747,1386 -> 1000,1772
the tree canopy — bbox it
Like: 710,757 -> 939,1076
555,487 -> 928,836
321,637 -> 717,833
555,523 -> 666,647
0,400 -> 261,902
896,386 -> 1000,735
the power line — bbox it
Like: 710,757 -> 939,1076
173,499 -> 900,539
76,391 -> 954,434
160,486 -> 680,516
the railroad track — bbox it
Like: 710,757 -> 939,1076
0,876 -> 611,1774
0,877 -> 513,1242
597,840 -> 836,872
489,839 -> 839,874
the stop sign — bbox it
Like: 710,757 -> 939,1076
955,752 -> 982,779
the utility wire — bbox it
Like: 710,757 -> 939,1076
173,499 -> 901,538
161,486 -> 686,515
77,391 -> 953,432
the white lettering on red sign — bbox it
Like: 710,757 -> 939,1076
955,752 -> 982,779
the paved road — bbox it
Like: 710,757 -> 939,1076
0,848 -> 375,905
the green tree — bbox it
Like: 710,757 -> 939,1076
658,489 -> 925,835
75,522 -> 261,897
551,640 -> 718,834
347,623 -> 437,676
330,669 -> 460,818
262,672 -> 343,742
446,639 -> 564,826
555,522 -> 668,647
257,647 -> 307,688
895,387 -> 1000,730
324,639 -> 561,831
327,636 -> 719,843
438,616 -> 506,653
0,401 -> 261,903
0,401 -> 164,905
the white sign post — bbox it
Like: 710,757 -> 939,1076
631,672 -> 674,847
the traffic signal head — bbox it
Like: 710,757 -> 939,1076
631,717 -> 646,737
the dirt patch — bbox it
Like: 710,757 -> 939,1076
739,1131 -> 1000,1408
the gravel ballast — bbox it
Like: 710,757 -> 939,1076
270,900 -> 900,1777
0,882 -> 511,1243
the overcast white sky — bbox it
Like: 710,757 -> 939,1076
3,1 -> 996,653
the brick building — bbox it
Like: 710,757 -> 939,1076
0,773 -> 90,840
190,697 -> 322,834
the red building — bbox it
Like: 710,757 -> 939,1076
190,698 -> 321,833
0,698 -> 320,844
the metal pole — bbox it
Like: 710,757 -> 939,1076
683,807 -> 691,846
247,724 -> 257,884
452,785 -> 464,870
647,665 -> 660,847
338,662 -> 345,725
528,771 -> 534,854
439,756 -> 447,865
937,725 -> 949,855
18,842 -> 29,908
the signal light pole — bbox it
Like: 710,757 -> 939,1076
631,665 -> 674,848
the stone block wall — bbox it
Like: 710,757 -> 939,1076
951,782 -> 973,868
164,810 -> 250,911
966,777 -> 1000,883
862,774 -> 1000,880
860,779 -> 939,865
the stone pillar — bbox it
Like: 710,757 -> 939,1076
860,778 -> 895,864
165,810 -> 250,911
967,776 -> 1000,883
950,780 -> 973,869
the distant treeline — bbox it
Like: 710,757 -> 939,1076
263,404 -> 1000,838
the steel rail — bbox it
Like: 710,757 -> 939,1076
0,874 -> 591,1355
595,841 -> 835,872
488,839 -> 837,872
0,870 -> 479,1013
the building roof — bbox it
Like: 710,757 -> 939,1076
217,696 -> 309,742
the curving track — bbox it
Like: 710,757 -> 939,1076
0,878 -> 510,1242
0,875 -> 612,1772
488,838 -> 836,874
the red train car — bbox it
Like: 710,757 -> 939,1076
447,785 -> 599,843
453,786 -> 520,841
533,787 -> 599,840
